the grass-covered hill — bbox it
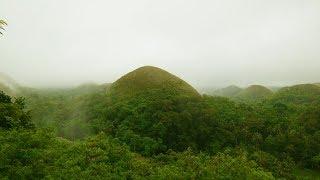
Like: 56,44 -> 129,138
270,84 -> 320,105
314,83 -> 320,87
235,85 -> 273,102
108,66 -> 200,100
211,85 -> 243,97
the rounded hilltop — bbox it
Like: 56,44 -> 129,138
108,66 -> 200,100
213,85 -> 242,97
270,84 -> 320,105
236,85 -> 273,101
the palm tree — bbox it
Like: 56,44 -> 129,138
0,20 -> 7,35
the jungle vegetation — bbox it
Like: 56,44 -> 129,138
0,66 -> 320,179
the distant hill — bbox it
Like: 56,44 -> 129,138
108,66 -> 200,100
211,85 -> 242,97
71,82 -> 111,95
72,82 -> 112,95
314,83 -> 320,87
267,86 -> 283,92
101,82 -> 112,90
235,85 -> 273,101
270,84 -> 320,105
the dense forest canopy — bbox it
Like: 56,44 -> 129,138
0,66 -> 319,179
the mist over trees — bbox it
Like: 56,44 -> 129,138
1,1 -> 320,178
0,66 -> 319,179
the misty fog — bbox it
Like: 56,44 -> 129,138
1,0 -> 320,88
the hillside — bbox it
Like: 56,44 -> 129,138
2,74 -> 320,179
212,85 -> 242,97
108,66 -> 200,100
235,85 -> 273,101
267,86 -> 282,92
270,84 -> 320,105
71,82 -> 111,95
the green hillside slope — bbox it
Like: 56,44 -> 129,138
270,84 -> 320,105
235,85 -> 273,101
212,85 -> 242,97
108,66 -> 200,100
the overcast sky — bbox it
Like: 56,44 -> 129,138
0,0 -> 320,88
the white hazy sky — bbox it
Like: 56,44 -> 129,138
0,0 -> 320,88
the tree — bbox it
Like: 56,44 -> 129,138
0,91 -> 11,103
0,91 -> 34,130
0,19 -> 7,35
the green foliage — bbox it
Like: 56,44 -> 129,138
293,168 -> 320,180
250,151 -> 294,178
235,85 -> 273,102
1,67 -> 320,179
0,129 -> 277,179
0,129 -> 59,179
270,84 -> 320,106
0,129 -> 134,179
21,84 -> 108,140
0,90 -> 11,103
0,91 -> 34,130
92,89 -> 207,155
152,150 -> 275,179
